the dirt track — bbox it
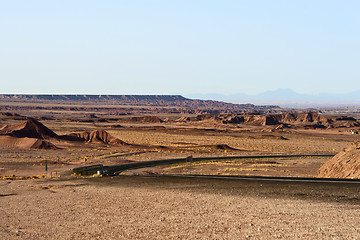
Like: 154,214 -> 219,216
1,176 -> 359,239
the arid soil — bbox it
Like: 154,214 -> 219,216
1,176 -> 359,239
1,117 -> 358,178
1,99 -> 360,239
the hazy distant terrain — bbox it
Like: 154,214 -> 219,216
1,94 -> 360,240
0,94 -> 280,114
185,89 -> 360,107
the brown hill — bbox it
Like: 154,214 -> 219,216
31,139 -> 60,149
0,119 -> 58,139
318,142 -> 360,179
66,130 -> 128,145
0,136 -> 59,150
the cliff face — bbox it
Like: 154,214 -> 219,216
0,94 -> 188,103
66,130 -> 128,145
191,112 -> 360,129
0,94 -> 279,114
318,142 -> 360,179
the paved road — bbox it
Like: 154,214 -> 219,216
73,153 -> 335,176
158,174 -> 360,184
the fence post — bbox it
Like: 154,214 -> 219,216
186,156 -> 193,175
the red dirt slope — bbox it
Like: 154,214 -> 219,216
0,136 -> 59,150
0,119 -> 58,139
318,141 -> 360,179
0,119 -> 60,149
31,139 -> 60,149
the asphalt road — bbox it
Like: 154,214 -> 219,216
88,175 -> 360,205
162,174 -> 360,184
74,154 -> 336,176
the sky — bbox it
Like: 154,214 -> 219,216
1,0 -> 359,95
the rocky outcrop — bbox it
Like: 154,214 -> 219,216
192,112 -> 359,129
66,130 -> 128,145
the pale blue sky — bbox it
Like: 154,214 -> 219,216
1,0 -> 359,95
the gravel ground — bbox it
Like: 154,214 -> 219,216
1,176 -> 359,240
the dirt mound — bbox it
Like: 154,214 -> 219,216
318,142 -> 360,179
31,139 -> 60,149
0,119 -> 58,139
209,144 -> 240,150
66,130 -> 128,145
121,116 -> 164,123
260,135 -> 289,140
0,136 -> 59,150
182,144 -> 242,152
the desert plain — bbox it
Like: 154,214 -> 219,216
0,95 -> 360,239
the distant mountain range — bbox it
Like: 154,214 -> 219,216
185,89 -> 360,107
0,94 -> 280,114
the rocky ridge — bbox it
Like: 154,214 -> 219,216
0,94 -> 279,114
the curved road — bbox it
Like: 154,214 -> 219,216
74,153 -> 336,177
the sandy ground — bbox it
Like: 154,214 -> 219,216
1,120 -> 357,178
1,109 -> 360,239
1,176 -> 359,240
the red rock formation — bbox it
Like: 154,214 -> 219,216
67,130 -> 127,145
0,119 -> 58,139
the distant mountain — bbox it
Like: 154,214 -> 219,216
0,94 -> 280,114
185,89 -> 360,107
256,89 -> 308,101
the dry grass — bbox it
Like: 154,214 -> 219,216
1,174 -> 46,180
